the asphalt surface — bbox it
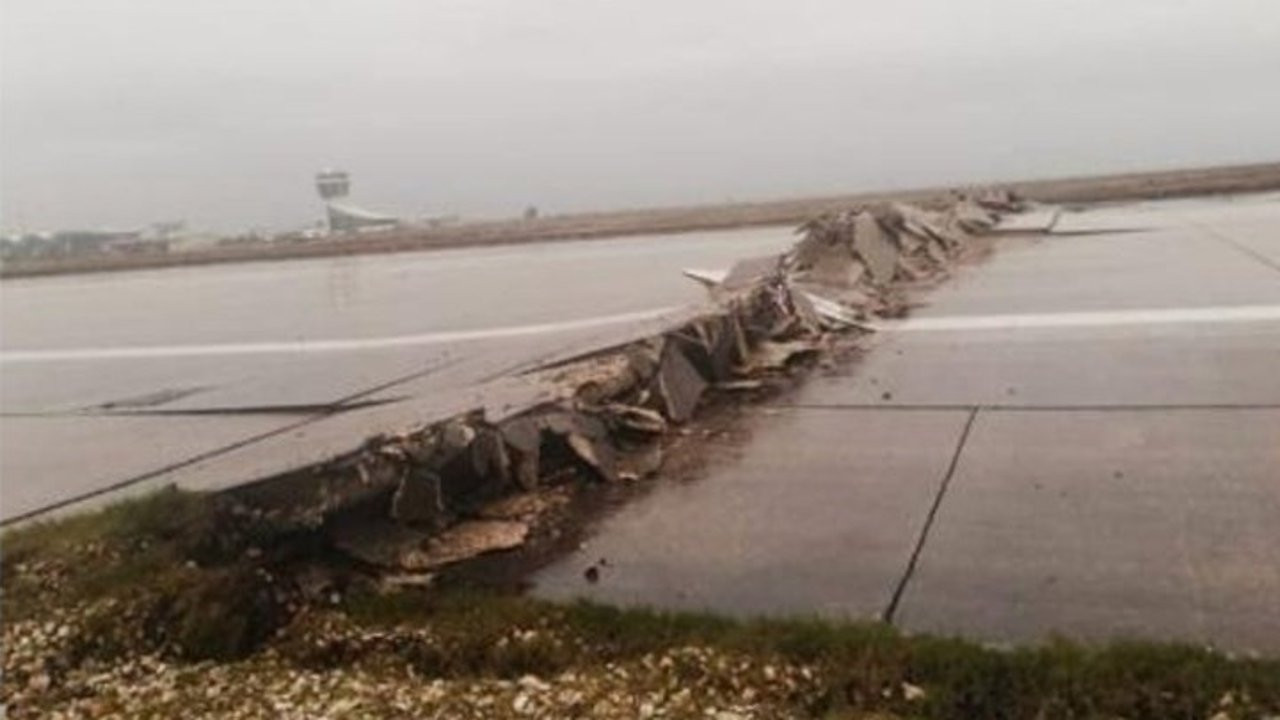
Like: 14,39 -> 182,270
532,192 -> 1280,653
0,227 -> 793,522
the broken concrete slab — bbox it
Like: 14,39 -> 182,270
474,487 -> 570,522
498,415 -> 543,491
539,410 -> 620,482
602,403 -> 668,435
953,199 -> 998,233
652,339 -> 709,423
668,315 -> 739,383
720,254 -> 784,291
799,244 -> 867,289
852,213 -> 900,285
390,468 -> 446,530
401,520 -> 530,571
331,518 -> 434,569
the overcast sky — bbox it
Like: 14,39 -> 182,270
3,0 -> 1279,233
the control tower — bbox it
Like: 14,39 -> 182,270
313,169 -> 397,233
315,169 -> 351,201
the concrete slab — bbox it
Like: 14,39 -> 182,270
0,413 -> 298,521
793,321 -> 1280,408
1049,193 -> 1280,235
918,226 -> 1280,317
0,349 -> 448,414
0,227 -> 791,352
532,408 -> 970,619
896,409 -> 1280,654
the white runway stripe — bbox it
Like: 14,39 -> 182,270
0,307 -> 679,364
882,304 -> 1280,332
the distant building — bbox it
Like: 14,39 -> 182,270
0,229 -> 161,260
315,169 -> 399,234
326,202 -> 399,233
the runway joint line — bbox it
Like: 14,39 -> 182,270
883,407 -> 979,624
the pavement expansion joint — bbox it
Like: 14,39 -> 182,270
0,413 -> 325,529
1195,221 -> 1280,277
882,406 -> 980,625
0,357 -> 469,526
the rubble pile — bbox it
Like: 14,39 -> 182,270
221,191 -> 1024,575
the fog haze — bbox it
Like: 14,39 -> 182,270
3,0 -> 1279,232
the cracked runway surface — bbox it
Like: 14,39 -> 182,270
532,193 -> 1280,653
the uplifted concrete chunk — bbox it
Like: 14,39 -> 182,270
540,410 -> 619,482
401,520 -> 529,570
801,245 -> 866,289
603,403 -> 668,435
498,415 -> 542,491
391,468 -> 447,530
668,314 -> 741,383
720,254 -> 784,291
556,351 -> 646,404
331,517 -> 434,568
954,199 -> 998,232
852,212 -> 900,285
974,187 -> 1023,213
652,339 -> 708,423
791,217 -> 850,270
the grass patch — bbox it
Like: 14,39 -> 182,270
1,486 -> 214,565
6,493 -> 1280,718
0,487 -> 224,622
342,587 -> 1280,719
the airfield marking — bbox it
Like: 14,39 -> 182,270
0,307 -> 678,364
881,304 -> 1280,332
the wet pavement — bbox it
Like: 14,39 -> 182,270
0,227 -> 792,522
531,192 -> 1280,653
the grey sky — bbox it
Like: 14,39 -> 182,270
3,0 -> 1279,233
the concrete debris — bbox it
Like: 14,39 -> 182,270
390,468 -> 446,530
652,338 -> 709,423
498,415 -> 543,491
219,191 -> 1023,576
602,403 -> 668,435
668,314 -> 740,383
681,268 -> 727,288
401,520 -> 529,571
330,519 -> 433,569
555,351 -> 647,404
952,198 -> 999,233
803,288 -> 868,325
745,339 -> 822,372
475,488 -> 568,522
719,254 -> 785,292
616,442 -> 664,482
852,212 -> 899,285
714,379 -> 765,392
540,410 -> 619,483
972,187 -> 1024,213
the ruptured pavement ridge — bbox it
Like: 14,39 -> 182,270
534,192 -> 1280,654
